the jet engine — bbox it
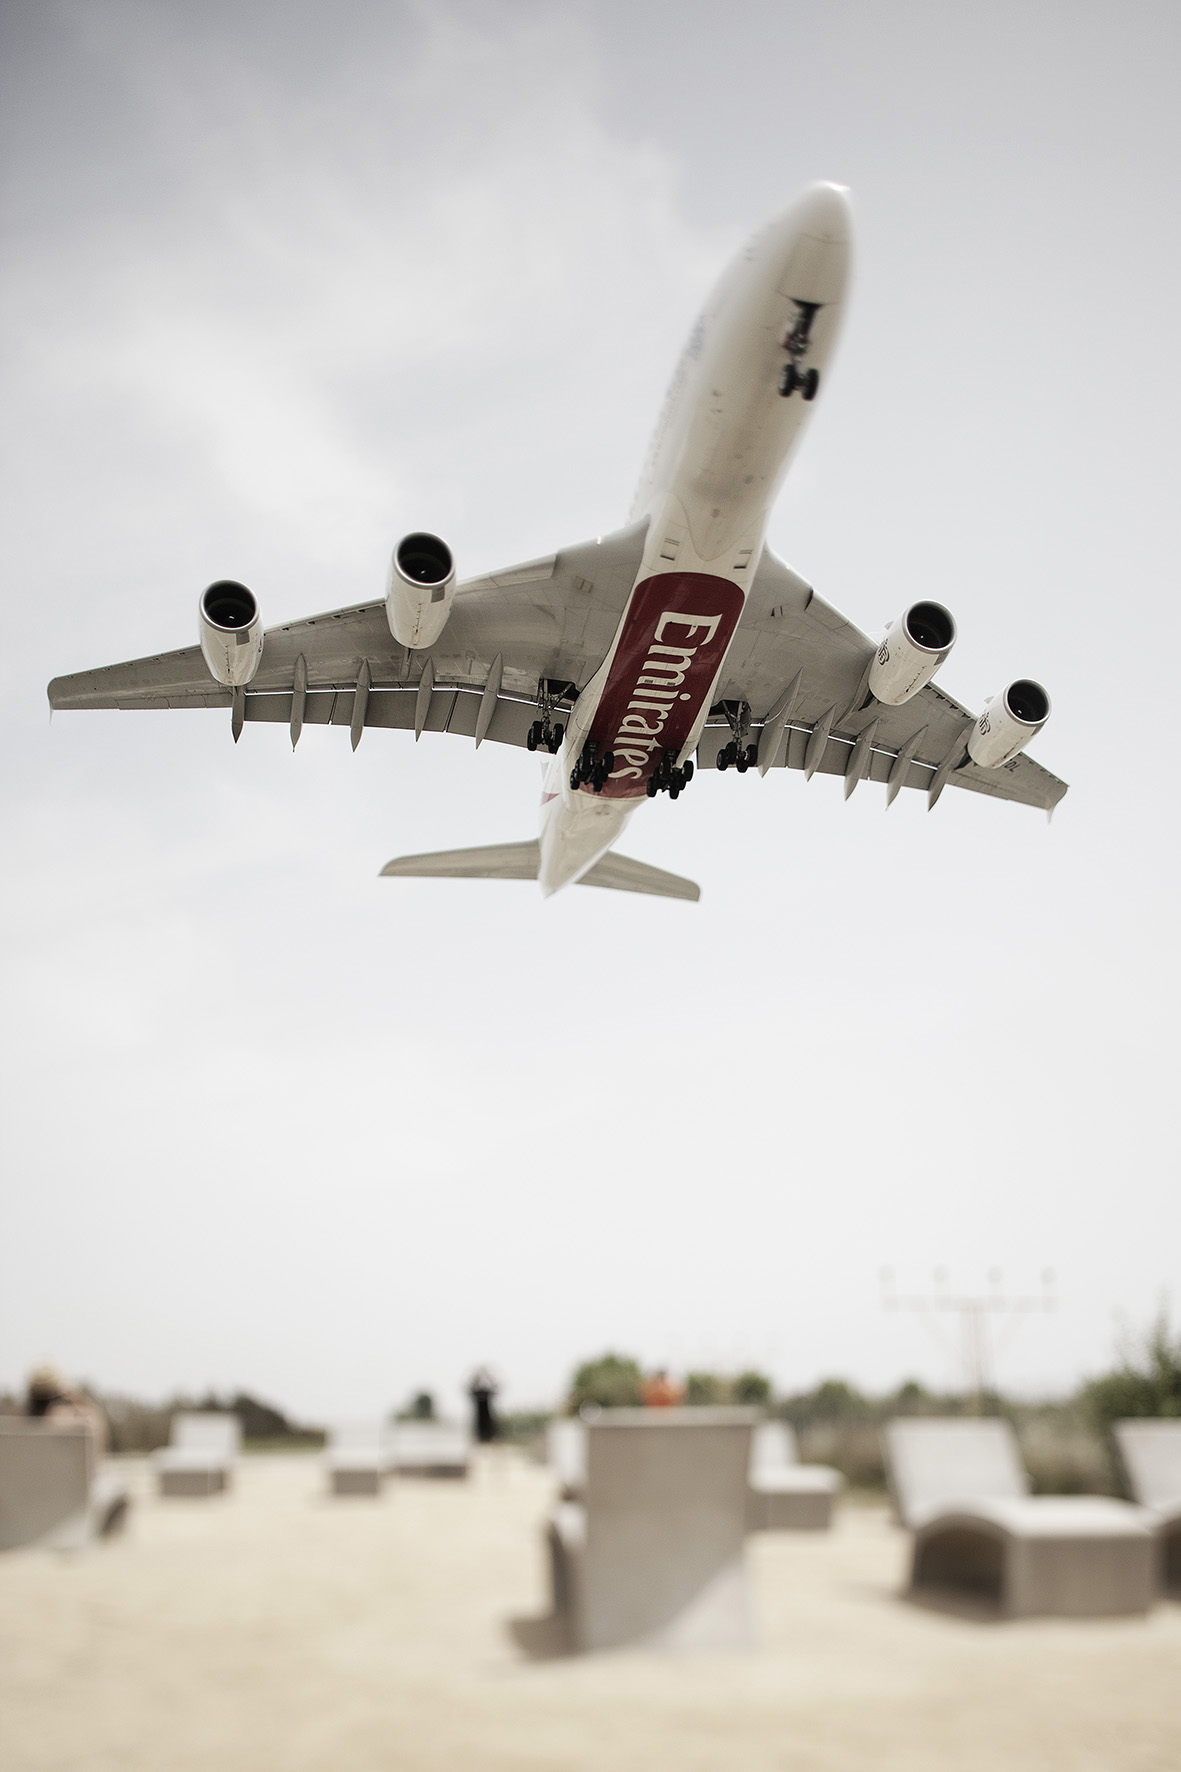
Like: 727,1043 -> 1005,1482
386,532 -> 456,650
198,580 -> 264,686
967,678 -> 1051,768
868,601 -> 957,705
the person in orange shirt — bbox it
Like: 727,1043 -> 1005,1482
640,1368 -> 684,1408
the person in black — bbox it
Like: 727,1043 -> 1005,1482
468,1367 -> 500,1444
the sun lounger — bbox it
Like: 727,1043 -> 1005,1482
386,1421 -> 470,1477
155,1412 -> 240,1497
1114,1419 -> 1181,1590
0,1419 -> 130,1551
546,1417 -> 587,1498
324,1422 -> 387,1495
546,1406 -> 757,1651
883,1417 -> 1154,1617
747,1421 -> 842,1530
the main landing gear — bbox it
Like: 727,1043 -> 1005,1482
716,741 -> 759,773
526,691 -> 565,755
570,741 -> 615,793
646,750 -> 694,800
714,699 -> 757,771
777,299 -> 821,402
526,718 -> 564,754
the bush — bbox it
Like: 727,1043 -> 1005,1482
397,1391 -> 436,1421
567,1352 -> 643,1412
733,1370 -> 773,1407
685,1371 -> 728,1405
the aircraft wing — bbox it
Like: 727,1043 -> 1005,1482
47,521 -> 651,749
711,549 -> 1068,813
48,526 -> 1066,812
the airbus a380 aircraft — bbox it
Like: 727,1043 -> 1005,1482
49,183 -> 1066,901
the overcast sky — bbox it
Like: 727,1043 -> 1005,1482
2,0 -> 1178,1423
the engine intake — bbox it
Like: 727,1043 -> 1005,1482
198,580 -> 263,686
386,531 -> 456,650
967,678 -> 1051,768
868,601 -> 956,706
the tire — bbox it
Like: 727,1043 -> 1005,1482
745,744 -> 759,766
736,755 -> 748,774
526,726 -> 537,752
802,368 -> 820,402
552,724 -> 565,748
683,760 -> 694,782
669,782 -> 680,800
778,364 -> 798,398
646,778 -> 658,798
570,770 -> 581,790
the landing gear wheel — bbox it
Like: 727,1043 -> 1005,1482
682,760 -> 694,782
745,743 -> 759,767
802,367 -> 820,402
717,750 -> 729,772
669,781 -> 680,801
570,769 -> 581,791
526,722 -> 539,752
736,754 -> 749,774
646,777 -> 659,797
778,363 -> 799,398
550,724 -> 565,752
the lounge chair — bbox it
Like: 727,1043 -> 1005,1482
883,1417 -> 1154,1617
1114,1419 -> 1181,1590
155,1411 -> 240,1496
546,1406 -> 757,1651
324,1422 -> 387,1495
747,1421 -> 842,1530
546,1416 -> 586,1498
386,1421 -> 470,1477
0,1419 -> 130,1551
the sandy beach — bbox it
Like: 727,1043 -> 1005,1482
0,1452 -> 1177,1771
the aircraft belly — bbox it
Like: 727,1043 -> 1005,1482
578,571 -> 744,801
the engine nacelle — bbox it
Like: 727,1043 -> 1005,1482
198,580 -> 263,686
967,678 -> 1051,768
385,532 -> 456,650
868,601 -> 957,705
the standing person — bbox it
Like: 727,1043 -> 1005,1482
25,1363 -> 108,1450
641,1368 -> 684,1408
468,1367 -> 500,1444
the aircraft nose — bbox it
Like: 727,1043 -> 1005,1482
794,181 -> 853,244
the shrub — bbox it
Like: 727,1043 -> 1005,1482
685,1371 -> 728,1405
567,1352 -> 643,1412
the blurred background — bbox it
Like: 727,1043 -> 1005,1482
1,0 -> 1178,1424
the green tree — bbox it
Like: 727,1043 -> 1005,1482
1082,1308 -> 1181,1429
733,1370 -> 773,1407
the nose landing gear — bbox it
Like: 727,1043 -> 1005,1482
778,299 -> 822,402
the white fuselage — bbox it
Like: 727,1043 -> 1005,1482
537,182 -> 852,895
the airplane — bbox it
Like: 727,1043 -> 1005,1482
48,182 -> 1065,902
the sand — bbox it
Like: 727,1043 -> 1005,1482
1,1452 -> 1178,1771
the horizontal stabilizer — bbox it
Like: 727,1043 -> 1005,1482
380,841 -> 699,902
